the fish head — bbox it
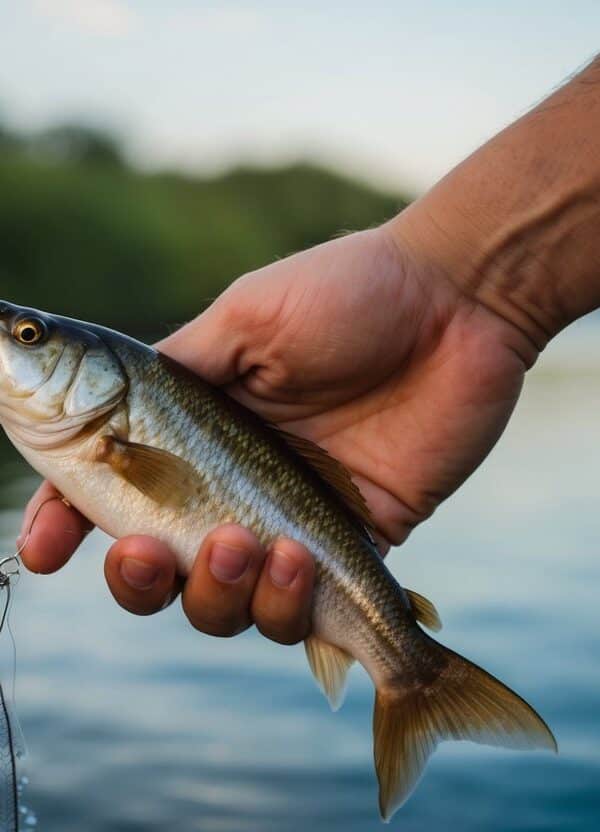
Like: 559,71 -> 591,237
0,301 -> 128,449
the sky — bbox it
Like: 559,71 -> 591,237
1,1 -> 599,194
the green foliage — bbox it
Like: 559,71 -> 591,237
0,141 -> 408,334
30,124 -> 125,167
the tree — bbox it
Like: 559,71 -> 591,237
31,124 -> 124,167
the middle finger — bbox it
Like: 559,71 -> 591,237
182,524 -> 266,637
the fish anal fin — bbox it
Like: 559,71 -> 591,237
277,428 -> 375,538
405,589 -> 442,631
95,436 -> 202,508
374,647 -> 557,822
305,635 -> 355,712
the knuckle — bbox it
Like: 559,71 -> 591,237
217,279 -> 254,328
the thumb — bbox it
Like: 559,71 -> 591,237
155,281 -> 254,385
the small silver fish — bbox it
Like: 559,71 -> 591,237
0,301 -> 556,820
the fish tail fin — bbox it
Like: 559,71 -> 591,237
373,639 -> 557,822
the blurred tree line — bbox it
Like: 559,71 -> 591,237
0,121 -> 409,335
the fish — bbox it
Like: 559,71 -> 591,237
0,300 -> 556,821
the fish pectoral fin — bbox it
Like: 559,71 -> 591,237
95,436 -> 202,508
305,635 -> 355,712
405,589 -> 442,632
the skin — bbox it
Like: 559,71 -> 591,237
19,55 -> 600,644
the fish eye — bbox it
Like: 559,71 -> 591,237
12,318 -> 47,346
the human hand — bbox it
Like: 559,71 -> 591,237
18,55 -> 600,644
19,214 -> 535,640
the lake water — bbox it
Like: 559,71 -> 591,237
1,319 -> 600,831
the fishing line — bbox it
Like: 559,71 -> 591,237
0,564 -> 18,711
0,491 -> 68,832
14,493 -> 72,558
0,682 -> 18,830
0,533 -> 22,831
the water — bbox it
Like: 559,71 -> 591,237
1,321 -> 600,831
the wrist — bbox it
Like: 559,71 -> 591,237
386,191 -> 557,353
383,204 -> 542,370
388,56 -> 600,349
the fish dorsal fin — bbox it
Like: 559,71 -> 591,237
276,428 -> 376,539
305,635 -> 355,712
95,436 -> 203,509
405,589 -> 442,632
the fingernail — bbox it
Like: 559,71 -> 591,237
120,558 -> 160,590
15,535 -> 24,551
269,549 -> 300,588
209,543 -> 250,583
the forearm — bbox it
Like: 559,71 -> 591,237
389,55 -> 600,350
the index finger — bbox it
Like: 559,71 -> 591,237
18,481 -> 93,574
